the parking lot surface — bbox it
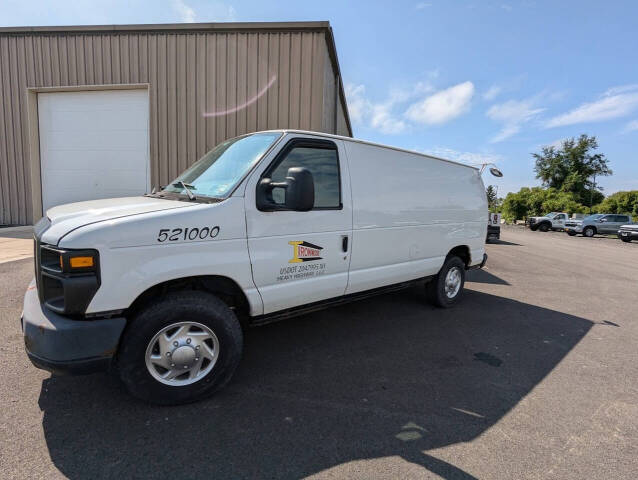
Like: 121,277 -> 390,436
1,227 -> 637,479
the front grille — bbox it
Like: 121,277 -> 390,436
34,242 -> 100,316
34,237 -> 42,301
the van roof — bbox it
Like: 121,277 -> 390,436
260,129 -> 480,171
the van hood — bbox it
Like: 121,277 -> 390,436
39,196 -> 195,245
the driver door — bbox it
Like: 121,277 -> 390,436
553,213 -> 567,229
244,136 -> 353,314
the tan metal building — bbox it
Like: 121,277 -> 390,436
0,21 -> 352,225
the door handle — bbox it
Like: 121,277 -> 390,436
342,235 -> 349,253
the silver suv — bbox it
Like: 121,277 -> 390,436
565,213 -> 633,237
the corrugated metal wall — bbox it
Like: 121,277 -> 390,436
0,24 -> 351,225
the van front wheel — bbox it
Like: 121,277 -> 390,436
117,291 -> 243,405
427,256 -> 466,308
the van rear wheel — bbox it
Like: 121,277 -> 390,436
426,256 -> 466,308
117,291 -> 243,405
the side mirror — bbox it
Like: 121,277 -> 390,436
598,218 -> 606,223
257,167 -> 314,211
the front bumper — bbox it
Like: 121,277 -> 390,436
468,253 -> 488,270
565,226 -> 583,234
22,280 -> 126,375
618,230 -> 638,239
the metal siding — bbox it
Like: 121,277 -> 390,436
0,27 -> 348,225
322,38 -> 336,134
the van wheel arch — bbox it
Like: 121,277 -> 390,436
446,245 -> 471,268
126,275 -> 251,324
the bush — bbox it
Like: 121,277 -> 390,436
501,187 -> 588,222
592,191 -> 638,217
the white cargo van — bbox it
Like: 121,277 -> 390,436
22,130 -> 488,404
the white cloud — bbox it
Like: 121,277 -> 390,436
501,4 -> 513,11
344,83 -> 367,124
173,0 -> 196,22
415,2 -> 432,9
542,138 -> 567,149
346,78 -> 475,134
623,119 -> 638,133
370,103 -> 408,134
422,147 -> 503,166
545,84 -> 638,128
405,81 -> 475,125
486,97 -> 545,142
345,83 -> 407,134
483,85 -> 502,101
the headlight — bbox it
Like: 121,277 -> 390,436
38,246 -> 100,315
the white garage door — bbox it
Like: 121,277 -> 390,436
38,89 -> 150,212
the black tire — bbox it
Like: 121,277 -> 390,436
426,256 -> 466,308
538,223 -> 550,232
530,225 -> 538,231
583,226 -> 595,238
620,236 -> 631,243
567,231 -> 576,236
117,291 -> 243,405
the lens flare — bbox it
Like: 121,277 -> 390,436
203,75 -> 277,117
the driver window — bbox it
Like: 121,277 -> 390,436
269,146 -> 341,209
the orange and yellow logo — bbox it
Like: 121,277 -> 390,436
289,241 -> 324,263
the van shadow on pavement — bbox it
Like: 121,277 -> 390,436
38,288 -> 592,479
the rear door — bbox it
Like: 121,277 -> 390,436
610,215 -> 628,233
599,214 -> 614,233
245,135 -> 353,314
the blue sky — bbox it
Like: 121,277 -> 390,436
3,0 -> 638,196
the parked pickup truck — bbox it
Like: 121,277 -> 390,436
528,212 -> 569,232
565,213 -> 633,237
618,223 -> 638,242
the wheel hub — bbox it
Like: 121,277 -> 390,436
170,345 -> 197,368
444,266 -> 462,298
144,321 -> 220,386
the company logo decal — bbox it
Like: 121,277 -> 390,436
289,241 -> 323,263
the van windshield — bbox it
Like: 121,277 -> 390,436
584,214 -> 604,220
162,132 -> 281,199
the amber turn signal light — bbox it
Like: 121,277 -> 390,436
69,256 -> 95,268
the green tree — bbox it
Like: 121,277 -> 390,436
593,190 -> 638,217
533,135 -> 611,207
486,185 -> 498,210
501,187 -> 588,222
501,187 -> 532,222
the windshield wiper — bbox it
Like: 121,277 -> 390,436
173,181 -> 197,201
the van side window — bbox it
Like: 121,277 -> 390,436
269,146 -> 341,209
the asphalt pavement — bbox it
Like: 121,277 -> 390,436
0,226 -> 637,479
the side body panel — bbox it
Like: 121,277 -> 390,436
551,213 -> 567,229
343,140 -> 486,295
244,134 -> 353,314
58,197 -> 262,315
